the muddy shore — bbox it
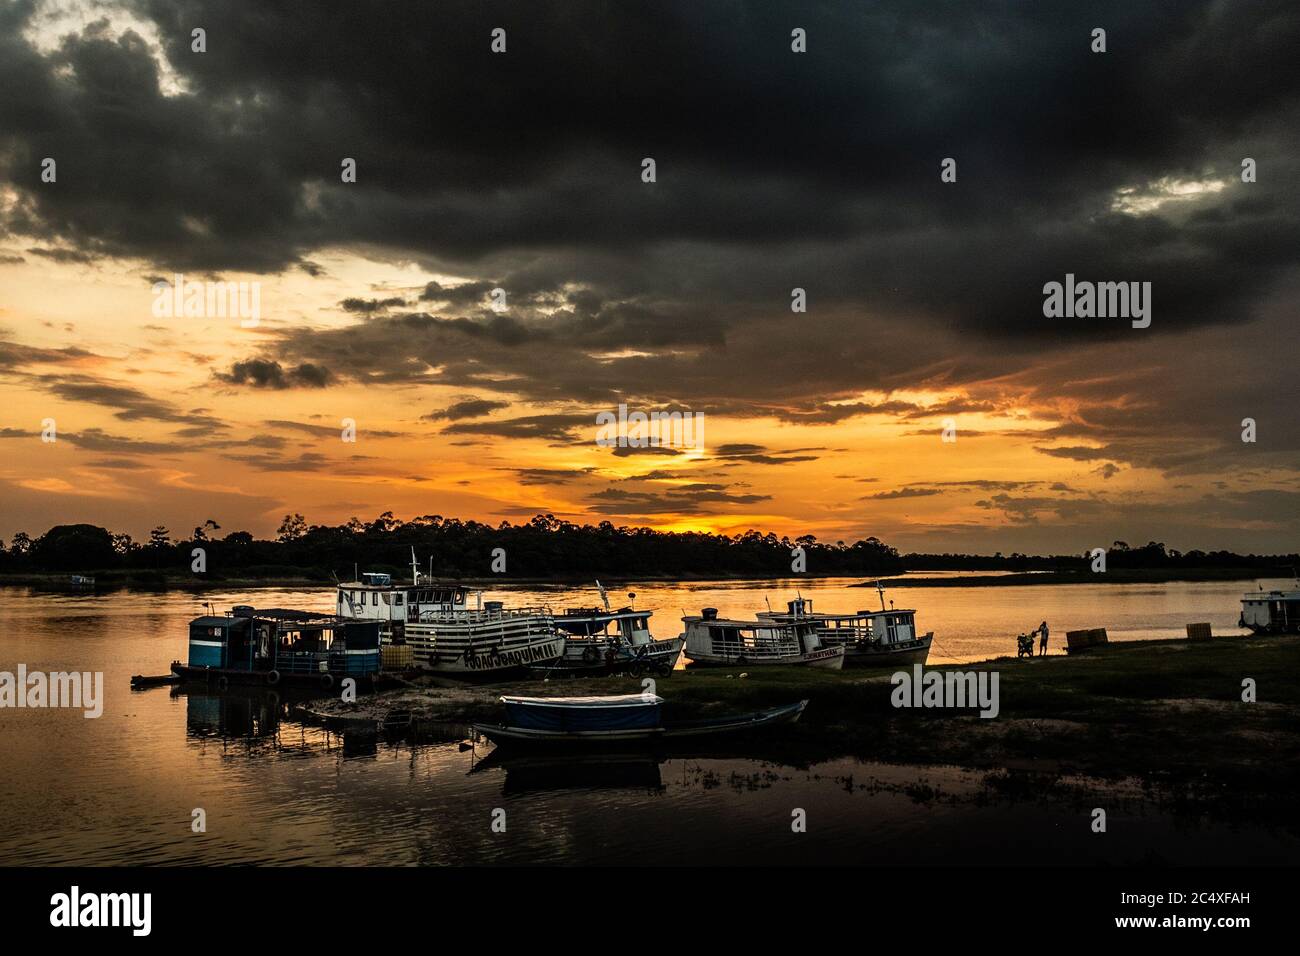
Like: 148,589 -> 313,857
289,632 -> 1300,820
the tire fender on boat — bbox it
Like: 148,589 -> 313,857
320,673 -> 334,690
266,669 -> 281,686
216,675 -> 229,690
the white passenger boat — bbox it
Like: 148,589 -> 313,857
680,608 -> 845,669
541,582 -> 684,675
336,551 -> 564,677
1239,586 -> 1300,634
758,588 -> 932,668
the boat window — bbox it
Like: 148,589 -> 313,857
395,593 -> 404,605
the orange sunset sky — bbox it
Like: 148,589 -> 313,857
1,2 -> 1297,554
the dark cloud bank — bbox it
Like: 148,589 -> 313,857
1,0 -> 1298,543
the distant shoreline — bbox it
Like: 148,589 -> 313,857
0,566 -> 1284,591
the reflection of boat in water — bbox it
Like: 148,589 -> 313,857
681,608 -> 845,669
757,588 -> 932,668
537,582 -> 683,676
1240,586 -> 1300,634
471,749 -> 665,794
472,693 -> 808,748
182,686 -> 283,739
174,606 -> 381,690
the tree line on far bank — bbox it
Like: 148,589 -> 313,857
0,515 -> 1294,580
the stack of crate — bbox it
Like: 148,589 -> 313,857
381,644 -> 414,670
1186,622 -> 1213,642
1065,627 -> 1109,654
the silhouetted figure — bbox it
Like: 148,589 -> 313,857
1038,621 -> 1049,655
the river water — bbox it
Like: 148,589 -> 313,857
1,576 -> 1295,865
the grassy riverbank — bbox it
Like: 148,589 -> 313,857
304,632 -> 1300,816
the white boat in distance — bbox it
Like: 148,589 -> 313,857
336,551 -> 564,678
758,588 -> 933,668
1240,585 -> 1300,634
681,608 -> 845,669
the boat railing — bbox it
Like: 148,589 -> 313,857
410,605 -> 554,625
699,631 -> 800,659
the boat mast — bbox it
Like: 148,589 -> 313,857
410,546 -> 420,586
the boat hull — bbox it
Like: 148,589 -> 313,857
472,700 -> 807,749
840,633 -> 932,668
683,646 -> 845,670
541,637 -> 685,675
409,631 -> 566,678
171,662 -> 343,690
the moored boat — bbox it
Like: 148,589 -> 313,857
538,582 -> 684,676
681,608 -> 845,669
173,606 -> 382,689
758,589 -> 932,668
1240,586 -> 1300,634
471,693 -> 808,747
335,550 -> 565,678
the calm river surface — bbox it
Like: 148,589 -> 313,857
1,576 -> 1295,865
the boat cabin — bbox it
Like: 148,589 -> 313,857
684,607 -> 823,661
556,608 -> 654,645
187,607 -> 381,678
763,598 -> 921,648
1240,589 -> 1300,634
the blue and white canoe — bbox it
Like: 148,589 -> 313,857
471,693 -> 808,746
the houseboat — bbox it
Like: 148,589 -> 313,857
681,608 -> 845,669
541,582 -> 684,675
758,591 -> 933,668
471,693 -> 808,747
174,606 -> 381,689
1240,586 -> 1300,634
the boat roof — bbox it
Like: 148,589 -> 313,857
559,606 -> 650,618
191,615 -> 239,627
684,614 -> 811,628
500,694 -> 664,708
1243,589 -> 1300,600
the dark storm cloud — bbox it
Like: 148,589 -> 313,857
340,296 -> 408,314
863,488 -> 943,501
2,0 -> 1298,502
425,398 -> 511,421
215,358 -> 334,389
29,373 -> 224,426
440,413 -> 591,442
1,0 -> 1294,338
589,485 -> 771,516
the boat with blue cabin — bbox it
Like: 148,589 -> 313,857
174,606 -> 381,690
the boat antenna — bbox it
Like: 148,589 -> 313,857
596,579 -> 611,612
764,595 -> 772,613
410,546 -> 419,586
876,580 -> 886,611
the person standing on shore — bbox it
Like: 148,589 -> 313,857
1038,621 -> 1050,656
